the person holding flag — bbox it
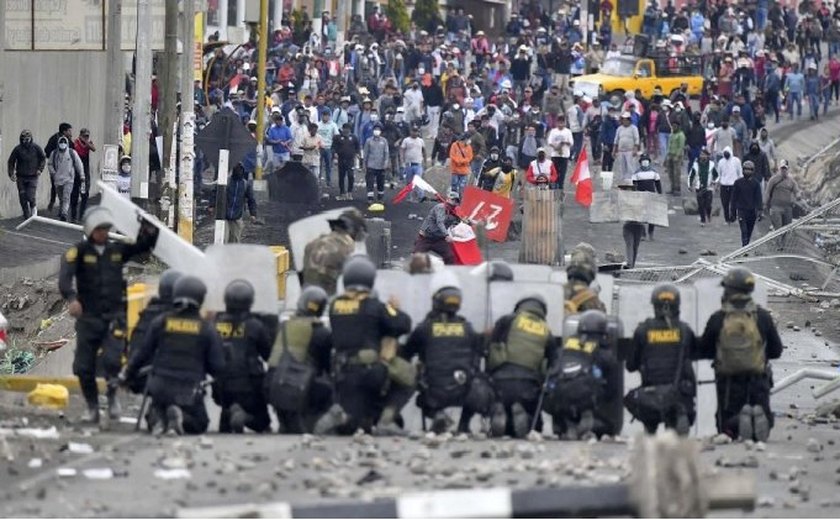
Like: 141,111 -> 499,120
412,191 -> 463,265
569,146 -> 593,207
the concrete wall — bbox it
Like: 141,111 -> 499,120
0,52 -> 108,219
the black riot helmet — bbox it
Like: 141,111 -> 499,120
328,208 -> 368,241
433,286 -> 462,313
342,255 -> 377,291
577,309 -> 608,337
515,293 -> 547,318
298,285 -> 328,316
487,260 -> 514,282
224,279 -> 255,313
721,267 -> 755,294
651,283 -> 681,319
172,275 -> 207,309
158,269 -> 183,303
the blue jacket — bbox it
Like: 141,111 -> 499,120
600,116 -> 619,149
226,175 -> 257,221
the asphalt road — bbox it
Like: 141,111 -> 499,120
1,106 -> 839,518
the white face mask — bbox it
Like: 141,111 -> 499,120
641,159 -> 651,168
490,153 -> 499,160
373,129 -> 382,136
452,104 -> 460,110
58,143 -> 68,151
121,165 -> 131,174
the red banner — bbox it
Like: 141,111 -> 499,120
459,186 -> 514,243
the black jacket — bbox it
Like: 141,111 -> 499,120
730,175 -> 763,217
7,143 -> 46,178
58,227 -> 158,317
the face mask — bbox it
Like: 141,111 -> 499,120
641,159 -> 651,168
121,165 -> 131,174
22,137 -> 32,144
490,153 -> 499,160
373,129 -> 382,136
452,104 -> 460,110
724,152 -> 731,159
370,115 -> 379,122
58,143 -> 68,151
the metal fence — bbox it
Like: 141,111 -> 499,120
617,197 -> 840,298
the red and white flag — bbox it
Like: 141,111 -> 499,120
570,147 -> 593,207
392,175 -> 443,204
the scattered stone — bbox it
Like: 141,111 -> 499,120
699,249 -> 717,256
356,470 -> 385,485
682,198 -> 699,215
792,326 -> 801,332
806,438 -> 822,453
769,470 -> 779,480
197,436 -> 213,450
711,433 -> 732,445
407,431 -> 422,441
757,496 -> 775,508
526,431 -> 543,442
786,322 -> 795,329
678,248 -> 688,254
820,300 -> 832,309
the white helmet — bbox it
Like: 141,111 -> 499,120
83,206 -> 114,237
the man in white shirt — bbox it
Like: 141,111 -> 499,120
716,146 -> 743,224
613,112 -> 641,182
301,124 -> 324,179
546,117 -> 574,189
566,92 -> 586,160
400,125 -> 427,202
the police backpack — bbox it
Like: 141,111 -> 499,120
715,302 -> 765,376
266,323 -> 315,412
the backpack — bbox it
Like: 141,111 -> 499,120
715,302 -> 765,376
266,323 -> 315,411
564,288 -> 598,314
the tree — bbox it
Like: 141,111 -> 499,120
386,0 -> 411,34
412,0 -> 441,32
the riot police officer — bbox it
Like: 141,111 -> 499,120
126,269 -> 182,395
698,267 -> 783,442
322,256 -> 413,435
59,206 -> 159,423
267,286 -> 334,434
213,280 -> 273,433
487,294 -> 556,438
564,242 -> 606,314
404,285 -> 492,434
121,276 -> 223,436
476,146 -> 503,191
545,310 -> 616,439
302,208 -> 367,295
626,284 -> 698,435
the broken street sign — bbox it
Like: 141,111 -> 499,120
459,186 -> 514,242
589,190 -> 670,227
195,108 -> 256,174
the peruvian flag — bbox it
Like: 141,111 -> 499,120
570,147 -> 593,207
392,175 -> 445,204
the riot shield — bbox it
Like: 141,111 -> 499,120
287,207 -> 367,271
197,245 -> 279,314
97,182 -> 206,273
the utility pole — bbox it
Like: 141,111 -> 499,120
0,0 -> 6,164
253,0 -> 268,193
160,0 -> 179,218
105,0 -> 123,153
131,0 -> 152,202
178,0 -> 197,242
336,0 -> 349,44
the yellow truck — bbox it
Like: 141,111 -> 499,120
571,54 -> 705,102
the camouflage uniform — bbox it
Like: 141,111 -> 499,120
564,242 -> 605,313
302,231 -> 355,295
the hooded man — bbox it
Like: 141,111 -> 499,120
716,146 -> 743,224
7,130 -> 46,219
48,136 -> 85,222
764,159 -> 800,247
525,148 -> 558,188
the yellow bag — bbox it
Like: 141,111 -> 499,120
27,384 -> 69,410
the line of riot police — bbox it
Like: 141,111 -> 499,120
115,246 -> 781,442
